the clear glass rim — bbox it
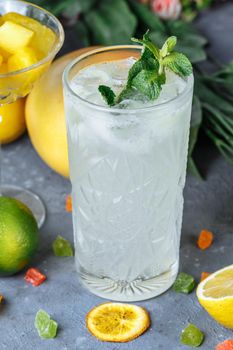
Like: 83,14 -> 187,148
0,0 -> 64,78
63,45 -> 194,114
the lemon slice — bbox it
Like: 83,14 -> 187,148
196,264 -> 233,329
86,302 -> 150,342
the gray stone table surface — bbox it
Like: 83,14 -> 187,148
1,3 -> 233,350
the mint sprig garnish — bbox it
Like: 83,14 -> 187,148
98,31 -> 192,107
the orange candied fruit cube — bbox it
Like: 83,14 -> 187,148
200,272 -> 211,282
216,340 -> 233,350
66,194 -> 72,212
24,268 -> 46,286
197,230 -> 213,250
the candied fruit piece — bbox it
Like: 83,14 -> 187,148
180,323 -> 204,347
52,235 -> 74,257
173,272 -> 195,294
7,47 -> 38,73
0,21 -> 34,54
200,272 -> 211,282
216,340 -> 233,350
197,229 -> 213,250
65,194 -> 72,212
35,309 -> 58,339
24,268 -> 46,286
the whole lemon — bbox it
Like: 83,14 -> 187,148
0,196 -> 38,276
0,98 -> 26,144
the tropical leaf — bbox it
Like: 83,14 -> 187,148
187,95 -> 203,179
84,0 -> 137,45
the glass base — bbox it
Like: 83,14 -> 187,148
1,185 -> 46,229
78,261 -> 179,302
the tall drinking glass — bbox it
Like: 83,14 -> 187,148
63,46 -> 194,301
0,1 -> 64,227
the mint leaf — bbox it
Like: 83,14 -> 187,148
141,31 -> 156,61
117,88 -> 133,103
127,58 -> 159,87
117,87 -> 136,103
142,57 -> 159,72
163,52 -> 193,78
127,60 -> 144,87
131,37 -> 160,60
160,36 -> 177,57
166,36 -> 177,52
131,70 -> 164,100
117,58 -> 160,104
98,85 -> 116,106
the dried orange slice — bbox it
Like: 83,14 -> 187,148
86,302 -> 150,342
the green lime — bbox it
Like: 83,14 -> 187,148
0,196 -> 38,276
180,323 -> 204,347
35,309 -> 58,339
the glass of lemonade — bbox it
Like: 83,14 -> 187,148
63,46 -> 194,301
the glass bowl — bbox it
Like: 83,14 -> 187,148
0,0 -> 64,104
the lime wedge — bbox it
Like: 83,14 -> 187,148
173,272 -> 195,294
52,235 -> 74,257
180,323 -> 204,347
35,309 -> 58,339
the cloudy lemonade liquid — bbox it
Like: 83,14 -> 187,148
64,50 -> 194,301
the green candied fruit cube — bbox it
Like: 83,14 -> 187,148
35,309 -> 58,339
180,323 -> 204,347
52,235 -> 74,257
172,272 -> 195,294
